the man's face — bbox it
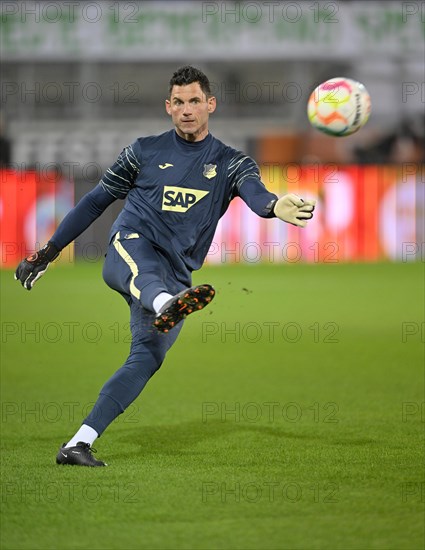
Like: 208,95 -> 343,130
165,82 -> 216,142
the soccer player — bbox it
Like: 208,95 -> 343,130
15,66 -> 316,467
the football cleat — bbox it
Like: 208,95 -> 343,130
153,284 -> 215,333
56,441 -> 107,467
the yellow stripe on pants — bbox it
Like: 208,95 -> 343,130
112,232 -> 141,300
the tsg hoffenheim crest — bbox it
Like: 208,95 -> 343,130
203,164 -> 217,179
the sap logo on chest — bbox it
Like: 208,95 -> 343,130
162,186 -> 209,212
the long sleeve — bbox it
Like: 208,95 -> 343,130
237,178 -> 278,218
50,142 -> 141,249
229,154 -> 277,218
50,184 -> 117,250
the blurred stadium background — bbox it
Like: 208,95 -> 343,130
1,3 -> 424,549
1,0 -> 424,266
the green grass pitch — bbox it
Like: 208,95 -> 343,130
1,261 -> 424,550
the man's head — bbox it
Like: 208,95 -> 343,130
166,66 -> 216,142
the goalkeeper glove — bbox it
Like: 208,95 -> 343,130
274,193 -> 316,228
14,242 -> 60,290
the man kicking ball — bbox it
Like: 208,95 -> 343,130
15,66 -> 316,466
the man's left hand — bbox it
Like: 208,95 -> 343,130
274,193 -> 316,228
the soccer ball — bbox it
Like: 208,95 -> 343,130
307,77 -> 371,137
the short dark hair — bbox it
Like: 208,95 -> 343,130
169,65 -> 212,98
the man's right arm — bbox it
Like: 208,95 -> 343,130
15,142 -> 141,290
51,142 -> 141,250
48,184 -> 116,250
